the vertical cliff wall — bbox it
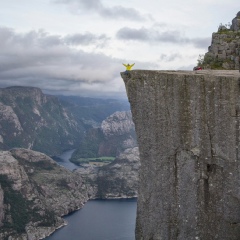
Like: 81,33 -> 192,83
121,70 -> 240,240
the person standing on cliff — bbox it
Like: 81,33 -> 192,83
122,63 -> 135,73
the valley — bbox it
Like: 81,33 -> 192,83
0,86 -> 139,239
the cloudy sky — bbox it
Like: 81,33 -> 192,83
0,0 -> 239,98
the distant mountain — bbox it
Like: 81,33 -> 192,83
69,110 -> 139,200
0,87 -> 130,156
57,95 -> 130,128
0,87 -> 84,155
71,111 -> 137,164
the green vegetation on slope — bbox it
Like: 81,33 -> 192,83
0,174 -> 56,235
70,128 -> 107,164
196,22 -> 240,70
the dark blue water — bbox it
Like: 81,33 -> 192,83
45,198 -> 137,240
52,149 -> 79,171
48,150 -> 137,240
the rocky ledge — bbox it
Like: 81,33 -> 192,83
122,70 -> 240,240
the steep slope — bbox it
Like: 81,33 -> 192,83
0,148 -> 88,240
77,147 -> 140,199
122,70 -> 240,240
201,11 -> 240,70
0,86 -> 83,155
58,95 -> 130,128
71,111 -> 137,163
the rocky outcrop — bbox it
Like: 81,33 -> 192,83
122,70 -> 240,240
99,111 -> 137,155
71,111 -> 137,163
0,86 -> 83,155
230,11 -> 240,31
77,147 -> 140,199
0,148 -> 88,240
202,11 -> 240,70
101,111 -> 135,137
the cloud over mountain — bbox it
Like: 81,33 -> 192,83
0,27 -> 125,98
1,0 -> 232,98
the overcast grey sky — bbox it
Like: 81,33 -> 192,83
0,0 -> 239,98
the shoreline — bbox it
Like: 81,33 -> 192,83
40,221 -> 67,240
43,150 -> 138,239
43,197 -> 137,239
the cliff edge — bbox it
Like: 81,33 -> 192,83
121,70 -> 240,240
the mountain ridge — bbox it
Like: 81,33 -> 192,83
0,86 -> 130,156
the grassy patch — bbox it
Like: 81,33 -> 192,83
71,156 -> 115,164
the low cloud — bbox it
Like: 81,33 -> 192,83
54,0 -> 145,21
0,27 -> 126,98
116,27 -> 210,48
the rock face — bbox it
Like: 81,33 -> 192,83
72,111 -> 139,200
99,111 -> 137,155
101,111 -> 135,137
202,11 -> 240,70
122,70 -> 240,240
0,86 -> 82,155
0,148 -> 88,240
71,111 -> 137,162
231,11 -> 240,31
77,147 -> 140,199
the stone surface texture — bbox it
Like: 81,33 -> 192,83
122,70 -> 240,240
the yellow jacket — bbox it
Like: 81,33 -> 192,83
123,63 -> 135,71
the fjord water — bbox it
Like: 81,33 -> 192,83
52,149 -> 79,171
45,198 -> 137,240
47,150 -> 137,240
